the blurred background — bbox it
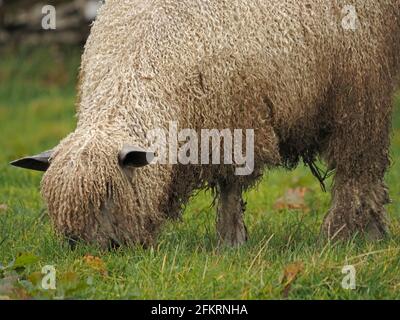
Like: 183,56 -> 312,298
0,1 -> 103,211
0,1 -> 105,161
0,0 -> 103,45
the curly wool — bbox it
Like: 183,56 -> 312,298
41,0 -> 400,246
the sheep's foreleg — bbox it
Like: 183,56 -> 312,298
216,181 -> 248,246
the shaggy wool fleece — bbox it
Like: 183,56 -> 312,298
40,0 -> 400,247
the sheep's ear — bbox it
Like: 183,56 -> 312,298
119,145 -> 155,168
10,150 -> 53,172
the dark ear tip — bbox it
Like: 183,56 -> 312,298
10,158 -> 25,167
10,160 -> 23,169
10,156 -> 51,172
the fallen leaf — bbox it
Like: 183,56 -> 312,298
280,261 -> 304,298
0,204 -> 7,212
274,187 -> 310,212
82,255 -> 108,276
27,272 -> 44,286
13,253 -> 39,271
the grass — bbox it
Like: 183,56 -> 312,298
0,45 -> 399,300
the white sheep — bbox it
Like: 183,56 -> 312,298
12,0 -> 400,247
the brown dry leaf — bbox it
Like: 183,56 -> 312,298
273,187 -> 310,212
83,255 -> 108,276
0,204 -> 8,212
280,261 -> 304,298
27,272 -> 44,286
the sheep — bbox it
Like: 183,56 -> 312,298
11,0 -> 400,248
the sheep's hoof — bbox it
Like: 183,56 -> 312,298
217,224 -> 248,247
321,207 -> 388,241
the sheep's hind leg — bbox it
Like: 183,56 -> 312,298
322,86 -> 392,241
216,181 -> 248,246
322,176 -> 390,241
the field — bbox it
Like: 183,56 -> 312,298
0,45 -> 399,300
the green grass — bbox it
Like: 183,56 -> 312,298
0,45 -> 399,300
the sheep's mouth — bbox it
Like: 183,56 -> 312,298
65,233 -> 121,250
65,234 -> 80,250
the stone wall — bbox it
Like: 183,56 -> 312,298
0,0 -> 103,45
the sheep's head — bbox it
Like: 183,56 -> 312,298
10,128 -> 169,249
